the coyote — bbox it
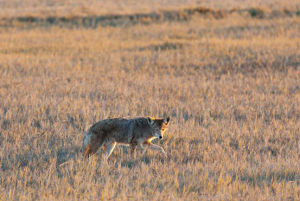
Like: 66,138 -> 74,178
82,116 -> 170,159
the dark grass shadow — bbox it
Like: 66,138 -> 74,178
1,7 -> 298,29
137,42 -> 185,52
248,8 -> 265,18
123,42 -> 185,53
118,155 -> 168,169
119,159 -> 137,169
229,170 -> 300,186
55,145 -> 81,166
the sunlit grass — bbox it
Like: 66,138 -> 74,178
0,7 -> 299,201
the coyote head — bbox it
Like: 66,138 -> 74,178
148,116 -> 170,139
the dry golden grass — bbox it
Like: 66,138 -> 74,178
0,5 -> 299,201
0,0 -> 299,17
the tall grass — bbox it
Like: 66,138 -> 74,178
0,8 -> 299,201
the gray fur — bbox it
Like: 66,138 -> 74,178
82,116 -> 170,159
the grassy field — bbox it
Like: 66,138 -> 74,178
1,0 -> 299,17
0,1 -> 299,200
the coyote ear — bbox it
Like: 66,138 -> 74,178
164,116 -> 170,124
147,117 -> 154,125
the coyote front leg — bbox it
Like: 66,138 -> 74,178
105,142 -> 116,160
143,142 -> 167,157
140,143 -> 149,156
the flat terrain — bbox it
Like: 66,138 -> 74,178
0,2 -> 299,200
0,0 -> 299,17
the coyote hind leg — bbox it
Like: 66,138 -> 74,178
130,143 -> 137,159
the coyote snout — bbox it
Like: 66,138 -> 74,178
154,133 -> 163,139
82,116 -> 170,159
